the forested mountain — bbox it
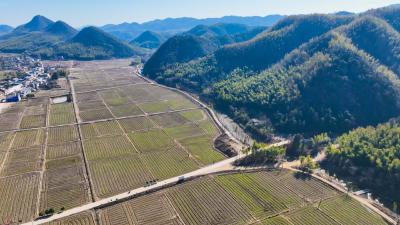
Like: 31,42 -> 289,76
0,16 -> 147,60
101,15 -> 284,41
33,26 -> 148,60
144,23 -> 266,77
130,31 -> 167,49
0,25 -> 13,36
325,120 -> 400,207
144,6 -> 400,138
45,21 -> 77,38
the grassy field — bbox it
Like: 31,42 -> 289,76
179,135 -> 225,165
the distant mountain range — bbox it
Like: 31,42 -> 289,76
0,15 -> 148,60
0,25 -> 13,36
101,15 -> 284,41
145,23 -> 266,77
129,31 -> 169,49
144,5 -> 400,138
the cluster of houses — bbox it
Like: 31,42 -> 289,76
0,55 -> 53,102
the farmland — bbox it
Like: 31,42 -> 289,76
0,59 -> 391,225
96,170 -> 389,225
69,60 -> 225,199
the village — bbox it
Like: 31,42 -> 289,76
0,54 -> 55,102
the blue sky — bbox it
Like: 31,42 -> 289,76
0,0 -> 399,27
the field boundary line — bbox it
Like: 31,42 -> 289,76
69,67 -> 97,203
35,103 -> 50,216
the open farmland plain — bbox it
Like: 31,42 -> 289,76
0,59 -> 391,225
95,170 -> 388,225
70,60 -> 226,199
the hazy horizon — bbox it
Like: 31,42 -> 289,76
0,0 -> 399,27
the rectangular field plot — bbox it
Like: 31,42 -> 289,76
46,155 -> 83,171
0,132 -> 14,150
179,135 -> 225,165
19,114 -> 46,129
138,101 -> 171,113
77,100 -> 105,112
276,172 -> 338,202
247,171 -> 304,209
259,216 -> 292,225
168,178 -> 254,225
0,173 -> 40,224
48,125 -> 79,144
99,89 -> 131,107
76,91 -> 102,102
84,135 -> 137,161
286,206 -> 340,225
49,103 -> 76,126
149,112 -> 189,128
164,124 -> 205,140
140,148 -> 200,180
165,98 -> 197,110
43,166 -> 86,188
100,193 -> 183,225
128,129 -> 176,153
79,108 -> 114,122
46,141 -> 82,160
11,129 -> 45,149
216,173 -> 288,219
118,117 -> 155,133
109,104 -> 144,117
0,112 -> 22,131
179,109 -> 206,122
43,212 -> 96,225
81,120 -> 124,139
320,195 -> 388,225
117,85 -> 157,103
197,120 -> 220,136
40,183 -> 90,212
0,147 -> 42,177
88,155 -> 153,198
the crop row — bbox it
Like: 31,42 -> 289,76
0,173 -> 40,224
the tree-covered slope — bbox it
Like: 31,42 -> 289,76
34,26 -> 148,60
130,30 -> 166,49
146,11 -> 400,137
212,33 -> 400,134
325,120 -> 400,207
143,23 -> 266,77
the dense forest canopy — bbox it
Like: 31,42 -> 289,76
325,120 -> 400,207
145,5 -> 400,138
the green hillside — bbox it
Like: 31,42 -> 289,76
143,23 -> 266,77
145,7 -> 400,137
